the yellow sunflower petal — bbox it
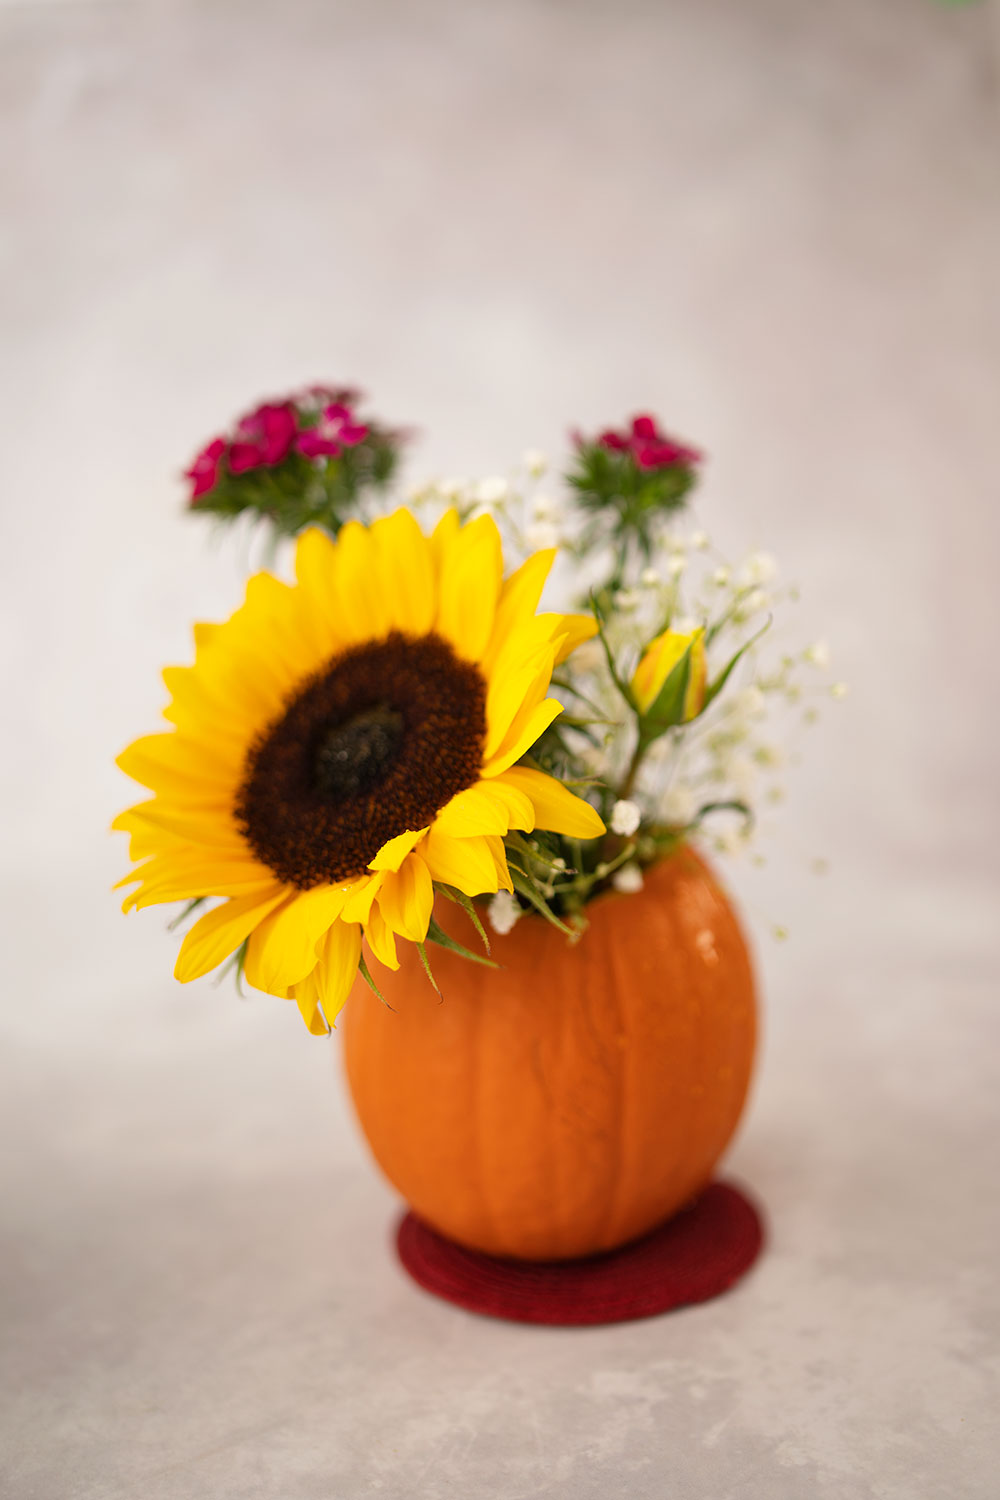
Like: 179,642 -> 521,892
294,526 -> 341,646
368,827 -> 429,872
116,733 -> 235,796
332,519 -> 390,643
483,834 -> 515,893
340,872 -> 385,924
294,987 -> 332,1036
193,622 -> 220,650
364,902 -> 399,970
420,827 -> 500,896
435,512 -> 503,662
433,785 -> 511,839
430,508 -> 460,577
477,777 -> 536,832
479,697 -> 564,779
243,884 -> 351,994
549,612 -> 598,665
118,852 -> 277,911
483,624 -> 562,759
370,508 -> 436,636
161,665 -> 251,746
376,853 -> 434,942
481,548 -> 557,675
113,800 -> 245,855
292,920 -> 362,1032
497,765 -> 606,838
174,884 -> 289,983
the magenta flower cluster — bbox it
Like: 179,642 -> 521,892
186,388 -> 370,502
597,414 -> 701,472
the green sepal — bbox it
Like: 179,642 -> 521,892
589,591 -> 637,708
357,953 -> 392,1007
507,866 -> 576,937
168,896 -> 208,932
213,937 -> 248,997
506,830 -> 572,874
425,916 -> 499,968
415,941 -> 441,996
639,642 -> 695,739
435,884 -> 492,957
703,619 -> 771,709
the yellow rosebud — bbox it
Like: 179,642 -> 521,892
632,626 -> 707,721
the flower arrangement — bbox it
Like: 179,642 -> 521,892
115,388 -> 841,1037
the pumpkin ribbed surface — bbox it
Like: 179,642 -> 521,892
341,847 -> 757,1261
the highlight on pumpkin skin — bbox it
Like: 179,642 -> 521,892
114,508 -> 606,1035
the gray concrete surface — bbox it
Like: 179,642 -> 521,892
1,1 -> 998,1496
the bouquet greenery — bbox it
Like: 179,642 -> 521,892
115,388 -> 840,1032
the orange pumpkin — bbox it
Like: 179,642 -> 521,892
341,846 -> 757,1261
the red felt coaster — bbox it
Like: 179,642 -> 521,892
396,1180 -> 764,1325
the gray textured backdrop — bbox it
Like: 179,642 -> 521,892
2,2 -> 998,1497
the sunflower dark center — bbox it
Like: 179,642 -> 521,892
235,632 -> 487,889
314,706 -> 404,801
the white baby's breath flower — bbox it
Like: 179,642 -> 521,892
526,520 -> 559,550
804,640 -> 831,669
488,891 -> 522,936
531,493 -> 560,520
474,476 -> 509,506
753,742 -> 785,769
667,553 -> 687,578
438,476 -> 468,501
726,754 -> 757,799
612,863 -> 644,894
571,639 -> 603,674
640,567 -> 661,588
662,784 -> 696,824
742,550 -> 777,585
744,589 -> 770,614
831,681 -> 849,699
714,825 -> 747,858
689,529 -> 710,551
616,588 -> 641,611
735,686 -> 766,718
671,614 -> 698,635
610,799 -> 642,837
712,566 -> 730,588
522,448 -> 547,477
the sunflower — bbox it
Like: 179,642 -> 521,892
114,508 -> 605,1033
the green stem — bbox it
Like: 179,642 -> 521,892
617,729 -> 649,803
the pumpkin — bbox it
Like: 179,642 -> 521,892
341,846 -> 757,1261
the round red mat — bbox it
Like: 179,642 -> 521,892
396,1180 -> 764,1325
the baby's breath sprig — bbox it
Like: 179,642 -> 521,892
427,415 -> 845,924
180,393 -> 839,937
